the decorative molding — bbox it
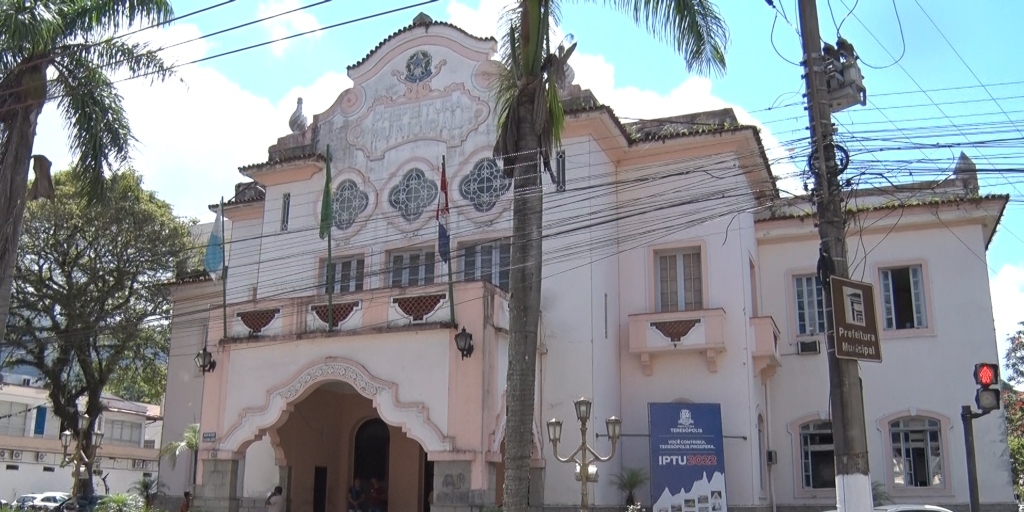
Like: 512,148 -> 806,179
218,358 -> 453,454
394,294 -> 446,321
651,319 -> 701,342
310,302 -> 359,330
236,309 -> 280,336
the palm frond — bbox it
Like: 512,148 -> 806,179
60,0 -> 174,41
599,0 -> 728,76
159,423 -> 199,470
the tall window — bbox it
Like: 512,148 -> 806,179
799,421 -> 835,489
880,266 -> 927,330
463,239 -> 511,290
889,417 -> 943,488
0,401 -> 28,437
106,420 -> 143,447
280,193 -> 291,231
324,257 -> 365,294
656,247 -> 703,312
390,249 -> 435,288
794,275 -> 826,336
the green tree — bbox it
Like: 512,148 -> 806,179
0,0 -> 175,345
161,423 -> 200,488
1004,322 -> 1024,495
105,324 -> 169,404
130,477 -> 168,508
493,2 -> 727,510
2,169 -> 192,496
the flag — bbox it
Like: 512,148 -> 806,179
319,145 -> 333,240
436,156 -> 450,264
204,199 -> 225,280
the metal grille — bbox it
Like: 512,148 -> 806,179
651,319 -> 700,342
393,294 -> 445,321
311,302 -> 358,328
237,309 -> 280,335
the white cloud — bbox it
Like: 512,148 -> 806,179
31,23 -> 348,222
257,0 -> 323,57
992,263 -> 1024,364
446,0 -> 802,194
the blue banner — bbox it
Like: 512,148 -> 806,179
648,403 -> 727,512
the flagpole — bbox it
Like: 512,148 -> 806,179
442,155 -> 456,327
220,197 -> 228,340
324,145 -> 334,331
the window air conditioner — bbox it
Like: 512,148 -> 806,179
797,340 -> 820,355
766,450 -> 778,465
36,452 -> 46,462
133,459 -> 144,469
0,450 -> 7,459
12,450 -> 22,460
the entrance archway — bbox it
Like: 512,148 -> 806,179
353,418 -> 390,480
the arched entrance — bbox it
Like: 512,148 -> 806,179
354,419 -> 390,481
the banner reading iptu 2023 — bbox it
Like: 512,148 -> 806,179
648,402 -> 727,512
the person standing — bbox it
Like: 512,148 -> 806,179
367,478 -> 386,512
265,486 -> 284,512
180,492 -> 192,512
347,478 -> 366,512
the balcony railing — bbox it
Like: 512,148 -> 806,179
750,316 -> 781,380
627,308 -> 726,376
215,281 -> 507,341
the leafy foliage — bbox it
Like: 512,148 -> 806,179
612,467 -> 650,505
872,480 -> 891,506
105,323 -> 169,404
131,477 -> 168,507
1004,321 -> 1024,494
96,493 -> 146,512
2,169 -> 192,494
160,423 -> 200,470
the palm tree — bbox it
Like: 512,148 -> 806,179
160,423 -> 200,487
494,2 -> 727,511
130,477 -> 167,508
612,467 -> 650,506
0,0 -> 175,343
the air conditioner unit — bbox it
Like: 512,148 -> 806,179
36,452 -> 46,462
132,459 -> 145,469
144,460 -> 155,470
0,450 -> 7,459
12,450 -> 23,460
766,450 -> 778,465
797,340 -> 820,355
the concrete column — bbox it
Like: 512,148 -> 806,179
195,459 -> 241,512
430,461 -> 498,512
278,466 -> 291,512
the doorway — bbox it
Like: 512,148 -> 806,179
313,466 -> 327,512
353,419 -> 390,481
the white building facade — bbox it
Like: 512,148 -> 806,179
160,15 -> 1015,512
0,374 -> 163,502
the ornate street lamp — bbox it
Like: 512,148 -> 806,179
61,412 -> 104,498
548,397 -> 621,511
194,347 -> 216,373
454,327 -> 474,360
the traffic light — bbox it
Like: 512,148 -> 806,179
974,363 -> 1001,412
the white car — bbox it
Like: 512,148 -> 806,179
29,494 -> 69,511
824,506 -> 954,512
13,496 -> 42,511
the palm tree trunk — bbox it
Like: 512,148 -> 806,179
0,63 -> 47,343
503,77 -> 544,512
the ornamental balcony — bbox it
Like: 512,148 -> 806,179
211,281 -> 508,342
627,308 -> 726,376
750,316 -> 782,380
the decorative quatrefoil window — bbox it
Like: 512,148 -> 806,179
388,168 -> 439,222
459,158 -> 511,213
332,179 -> 369,231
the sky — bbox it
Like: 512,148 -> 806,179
31,0 -> 1024,365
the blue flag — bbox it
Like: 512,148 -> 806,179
204,200 -> 224,279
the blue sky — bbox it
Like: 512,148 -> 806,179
32,0 -> 1024,359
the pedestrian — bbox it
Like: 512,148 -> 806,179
265,486 -> 284,512
180,492 -> 192,512
347,478 -> 366,512
367,478 -> 386,512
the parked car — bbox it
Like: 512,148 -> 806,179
29,494 -> 70,511
12,496 -> 42,511
56,495 -> 105,512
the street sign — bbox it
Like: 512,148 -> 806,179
829,276 -> 882,362
202,432 -> 217,443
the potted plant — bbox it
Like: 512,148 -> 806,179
612,467 -> 650,506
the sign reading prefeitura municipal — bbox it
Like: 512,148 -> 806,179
829,276 -> 882,362
649,403 -> 727,512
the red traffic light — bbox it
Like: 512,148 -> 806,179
974,363 -> 999,388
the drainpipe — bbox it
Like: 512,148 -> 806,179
765,381 -> 777,512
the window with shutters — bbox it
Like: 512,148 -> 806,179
799,420 -> 835,490
794,275 -> 826,336
389,249 -> 436,288
280,193 -> 291,231
888,416 -> 945,489
322,256 -> 366,295
0,401 -> 28,437
462,239 -> 511,290
105,420 -> 143,446
655,247 -> 703,312
880,265 -> 928,331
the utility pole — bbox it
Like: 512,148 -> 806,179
797,1 -> 872,511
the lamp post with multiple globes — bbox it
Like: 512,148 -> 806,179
547,397 -> 621,512
60,412 -> 104,499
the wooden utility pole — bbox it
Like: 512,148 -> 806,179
797,1 -> 872,511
